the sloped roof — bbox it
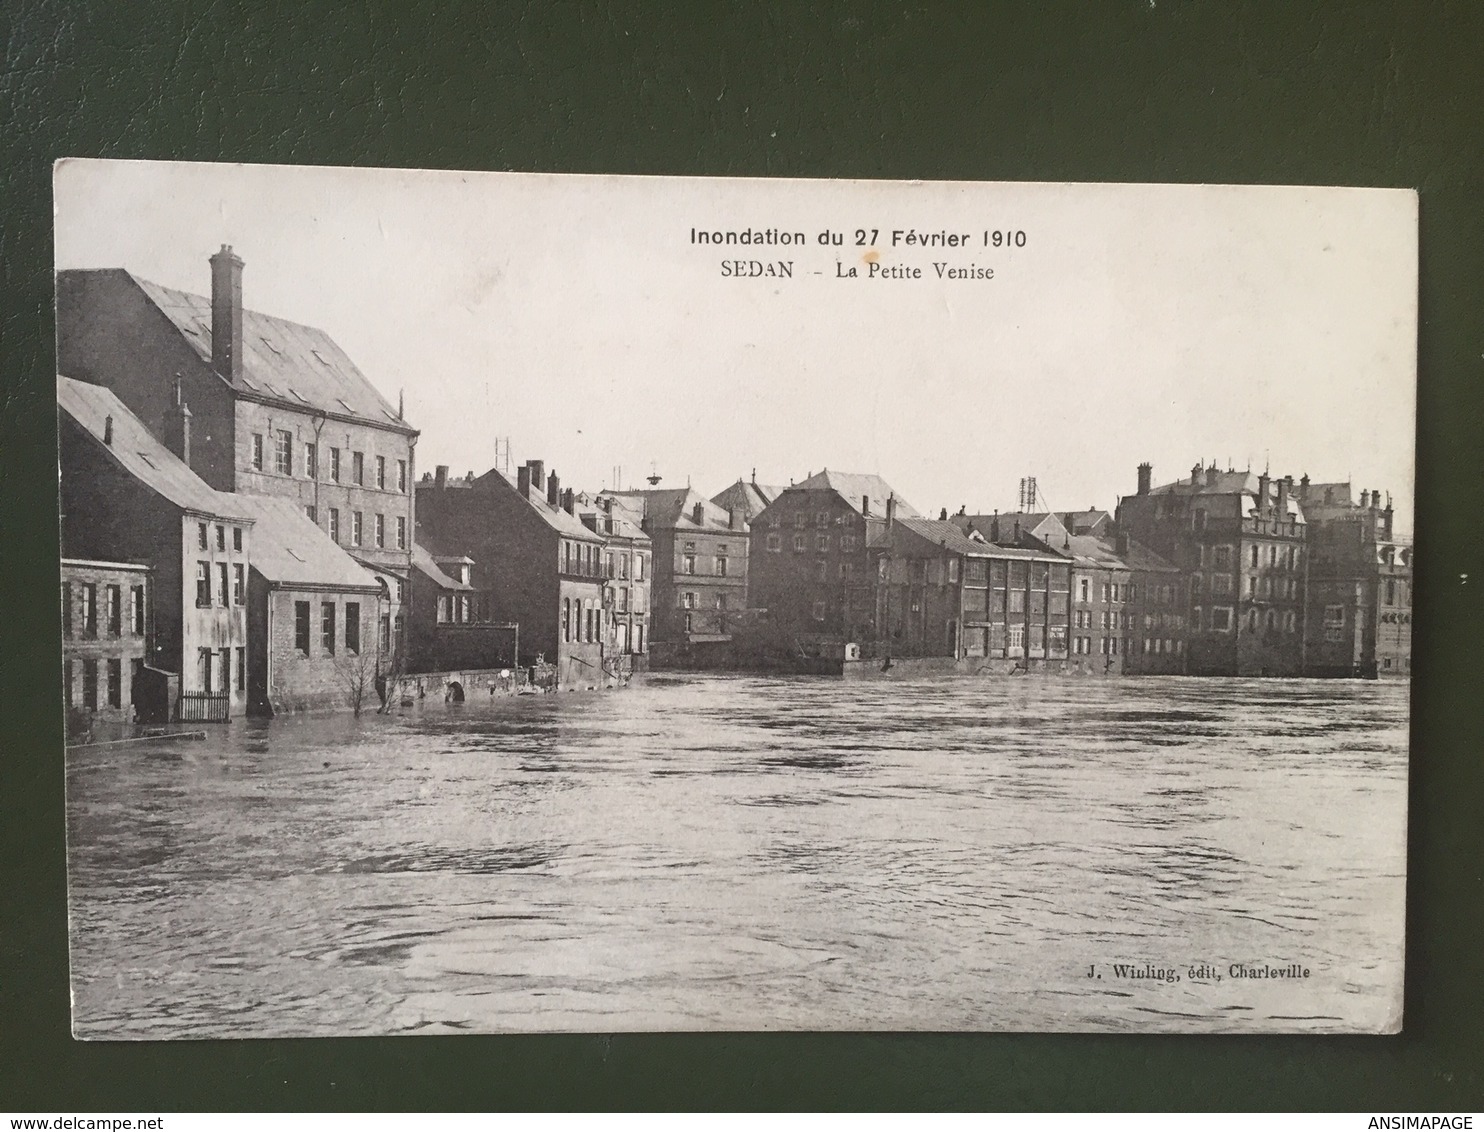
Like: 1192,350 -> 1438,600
1059,509 -> 1113,533
411,542 -> 474,591
606,487 -> 738,532
472,469 -> 604,541
951,511 -> 1070,543
784,470 -> 919,518
893,517 -> 1068,560
1061,534 -> 1180,575
123,272 -> 415,436
710,479 -> 787,519
57,375 -> 253,521
1149,468 -> 1306,521
230,494 -> 381,590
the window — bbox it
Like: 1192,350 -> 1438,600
815,560 -> 828,581
233,564 -> 245,605
251,434 -> 264,471
681,592 -> 696,609
397,459 -> 408,493
1192,606 -> 1203,632
794,512 -> 808,529
381,615 -> 393,653
353,451 -> 365,485
275,430 -> 293,475
106,659 -> 121,708
684,612 -> 694,633
215,524 -> 226,551
1008,625 -> 1024,650
375,513 -> 386,548
1324,604 -> 1346,625
352,511 -> 363,546
683,554 -> 696,575
717,593 -> 728,611
1251,544 -> 1259,568
295,601 -> 311,654
131,585 -> 145,635
1209,606 -> 1233,632
375,455 -> 386,490
104,584 -> 120,636
219,648 -> 231,695
1212,545 -> 1232,569
396,516 -> 407,550
345,602 -> 360,653
812,600 -> 826,621
198,649 -> 212,693
792,533 -> 806,552
1101,583 -> 1111,602
328,508 -> 341,543
82,659 -> 98,710
816,511 -> 830,527
233,527 -> 243,551
218,563 -> 229,607
716,554 -> 729,577
198,522 -> 209,550
1211,573 -> 1232,596
305,443 -> 318,479
816,533 -> 830,552
634,555 -> 645,581
305,504 -> 317,525
236,647 -> 246,691
61,582 -> 72,638
195,564 -> 210,608
1077,578 -> 1089,602
322,602 -> 336,654
1386,579 -> 1397,605
330,447 -> 341,482
617,587 -> 629,612
562,598 -> 570,641
767,533 -> 782,552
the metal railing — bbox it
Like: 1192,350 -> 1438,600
177,690 -> 231,723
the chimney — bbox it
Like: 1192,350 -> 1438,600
1370,489 -> 1380,511
525,460 -> 545,496
103,415 -> 113,446
1359,489 -> 1370,508
1137,462 -> 1152,496
517,465 -> 531,495
939,507 -> 948,521
751,468 -> 757,485
729,507 -> 742,530
209,245 -> 245,382
1299,473 -> 1310,499
692,501 -> 705,525
1204,464 -> 1218,487
562,488 -> 575,515
1276,476 -> 1290,518
547,469 -> 561,507
861,495 -> 870,517
1191,461 -> 1203,484
1257,471 -> 1271,513
886,495 -> 897,527
165,377 -> 191,464
435,464 -> 448,490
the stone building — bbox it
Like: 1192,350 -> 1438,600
710,474 -> 786,526
416,461 -> 609,689
58,376 -> 254,718
872,517 -> 1074,667
1299,481 -> 1412,678
1062,533 -> 1187,675
601,487 -> 743,659
61,558 -> 151,734
1116,461 -> 1308,676
56,247 -> 417,663
232,494 -> 386,714
747,470 -> 918,651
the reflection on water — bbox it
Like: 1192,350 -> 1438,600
66,675 -> 1408,1037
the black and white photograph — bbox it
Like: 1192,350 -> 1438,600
54,159 -> 1416,1038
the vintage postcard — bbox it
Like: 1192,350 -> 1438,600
55,160 -> 1415,1037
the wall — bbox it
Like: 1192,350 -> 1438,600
60,561 -> 151,725
251,582 -> 380,714
56,270 -> 239,491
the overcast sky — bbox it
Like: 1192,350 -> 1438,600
55,160 -> 1417,533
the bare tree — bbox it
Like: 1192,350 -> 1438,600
340,648 -> 377,717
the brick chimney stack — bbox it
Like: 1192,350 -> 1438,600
547,469 -> 561,507
1137,462 -> 1152,496
526,460 -> 545,496
692,501 -> 705,525
1257,471 -> 1271,513
562,488 -> 575,515
435,464 -> 448,490
165,376 -> 191,464
209,245 -> 244,382
886,495 -> 897,527
1276,476 -> 1290,518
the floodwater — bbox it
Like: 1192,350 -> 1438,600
66,674 -> 1409,1037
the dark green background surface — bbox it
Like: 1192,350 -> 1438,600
4,0 -> 1482,1111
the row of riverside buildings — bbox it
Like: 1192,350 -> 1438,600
58,248 -> 1413,733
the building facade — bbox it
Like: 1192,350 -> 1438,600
1117,462 -> 1307,676
872,518 -> 1074,667
405,542 -> 519,674
61,559 -> 151,734
1300,482 -> 1412,678
603,488 -> 744,655
416,460 -> 609,688
583,494 -> 652,669
747,470 -> 917,649
58,377 -> 254,717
